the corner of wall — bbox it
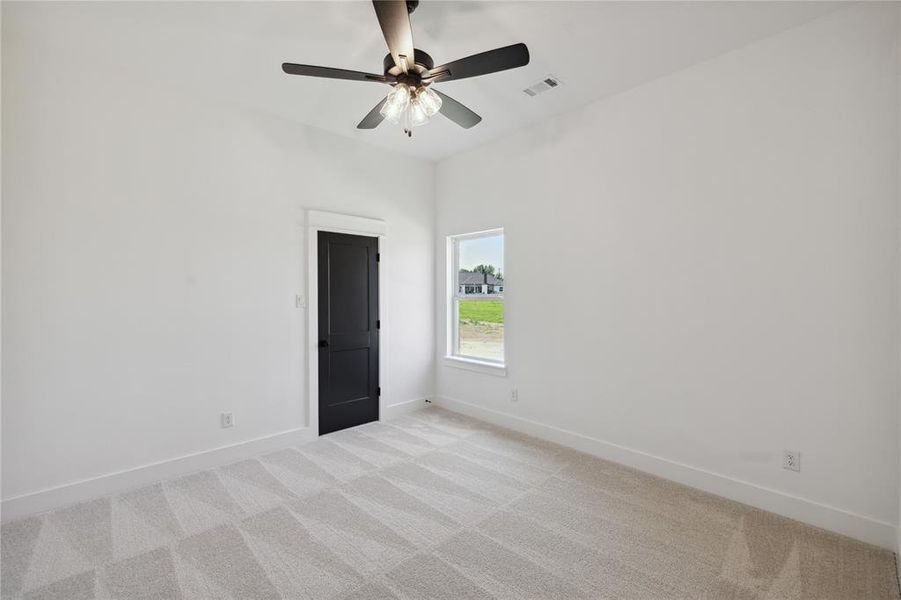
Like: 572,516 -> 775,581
895,4 -> 901,576
429,158 -> 441,404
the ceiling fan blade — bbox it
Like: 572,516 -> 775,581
282,63 -> 389,83
430,43 -> 529,82
433,90 -> 482,129
372,0 -> 415,72
357,98 -> 388,129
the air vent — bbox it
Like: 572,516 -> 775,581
523,75 -> 563,97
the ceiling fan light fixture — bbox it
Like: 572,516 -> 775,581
379,84 -> 440,131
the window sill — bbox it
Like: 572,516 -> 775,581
443,356 -> 507,377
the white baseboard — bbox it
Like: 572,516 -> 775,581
1,426 -> 315,522
2,400 -> 429,521
434,395 -> 897,551
383,398 -> 429,420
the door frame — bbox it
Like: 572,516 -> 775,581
306,210 -> 388,437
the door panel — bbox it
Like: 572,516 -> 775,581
328,348 -> 369,404
327,243 -> 369,334
318,231 -> 379,434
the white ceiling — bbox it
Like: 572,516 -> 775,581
11,1 -> 845,161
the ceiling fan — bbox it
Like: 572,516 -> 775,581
282,0 -> 530,137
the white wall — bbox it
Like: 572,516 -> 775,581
436,5 -> 900,547
1,4 -> 434,503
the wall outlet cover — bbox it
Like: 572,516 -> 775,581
783,450 -> 800,472
221,413 -> 234,428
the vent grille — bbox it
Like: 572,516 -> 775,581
524,75 -> 563,97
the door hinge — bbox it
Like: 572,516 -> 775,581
377,386 -> 381,396
377,319 -> 380,329
376,253 -> 380,262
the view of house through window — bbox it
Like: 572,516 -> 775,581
451,230 -> 504,363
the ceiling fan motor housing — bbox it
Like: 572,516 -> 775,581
383,48 -> 434,80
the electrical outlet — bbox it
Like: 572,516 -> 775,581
510,388 -> 519,402
295,294 -> 307,309
783,450 -> 800,472
221,412 -> 234,428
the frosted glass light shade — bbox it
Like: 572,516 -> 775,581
379,84 -> 411,124
410,100 -> 429,126
418,87 -> 442,117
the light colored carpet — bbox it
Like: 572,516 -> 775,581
2,406 -> 898,599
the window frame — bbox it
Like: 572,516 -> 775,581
446,228 -> 506,374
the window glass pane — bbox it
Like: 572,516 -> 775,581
453,231 -> 504,362
457,298 -> 504,361
455,234 -> 505,296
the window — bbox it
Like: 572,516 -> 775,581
448,229 -> 505,366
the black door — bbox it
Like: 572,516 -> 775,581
318,231 -> 379,435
